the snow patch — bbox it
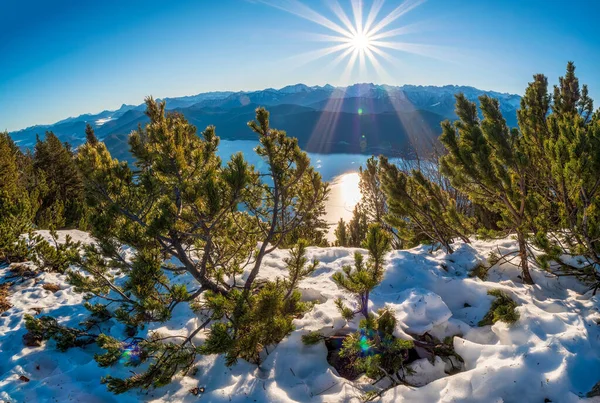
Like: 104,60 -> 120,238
0,232 -> 599,402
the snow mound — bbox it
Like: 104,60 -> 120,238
0,232 -> 599,402
383,288 -> 452,336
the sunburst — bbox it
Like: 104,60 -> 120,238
256,0 -> 445,155
258,0 -> 433,80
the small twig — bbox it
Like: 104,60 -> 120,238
313,382 -> 338,396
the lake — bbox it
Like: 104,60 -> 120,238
216,140 -> 374,241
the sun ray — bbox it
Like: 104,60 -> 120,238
342,49 -> 360,80
370,40 -> 452,61
259,0 -> 438,82
326,0 -> 357,36
363,0 -> 385,34
368,22 -> 425,41
368,46 -> 405,68
320,46 -> 356,75
368,0 -> 425,36
285,42 -> 354,67
358,48 -> 367,76
298,32 -> 354,43
351,0 -> 364,35
256,0 -> 353,38
363,47 -> 386,76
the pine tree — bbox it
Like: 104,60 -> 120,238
280,208 -> 329,247
199,240 -> 318,366
85,123 -> 99,145
357,156 -> 400,247
242,107 -> 329,289
0,132 -> 35,263
346,204 -> 369,247
333,224 -> 391,320
338,309 -> 414,392
31,230 -> 81,273
519,63 -> 600,291
358,156 -> 387,223
379,156 -> 472,253
29,99 -> 329,392
33,132 -> 85,228
334,218 -> 348,247
440,94 -> 537,284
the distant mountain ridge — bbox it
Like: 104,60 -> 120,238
9,83 -> 521,159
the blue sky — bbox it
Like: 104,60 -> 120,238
2,0 -> 599,131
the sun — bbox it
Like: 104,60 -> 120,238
258,0 -> 432,80
350,32 -> 372,51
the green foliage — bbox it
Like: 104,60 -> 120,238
334,218 -> 348,247
518,63 -> 600,291
338,309 -> 414,382
358,156 -> 388,224
301,331 -> 326,346
100,333 -> 197,394
0,196 -> 33,264
380,156 -> 473,254
0,132 -> 36,264
346,204 -> 369,247
357,156 -> 400,248
33,132 -> 85,229
333,225 -> 391,319
478,289 -> 520,326
94,334 -> 124,367
200,240 -> 317,366
244,106 -> 329,287
38,100 -> 330,393
440,93 -> 536,284
199,283 -> 304,366
282,240 -> 319,298
280,207 -> 329,248
31,230 -> 81,273
85,123 -> 99,146
24,314 -> 97,351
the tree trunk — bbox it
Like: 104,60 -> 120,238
362,291 -> 369,319
517,231 -> 534,285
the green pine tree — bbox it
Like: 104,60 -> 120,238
440,94 -> 537,284
346,204 -> 369,247
358,156 -> 387,223
0,132 -> 35,263
379,156 -> 472,253
333,224 -> 391,320
199,240 -> 318,366
29,98 -> 329,393
357,156 -> 400,247
85,123 -> 99,146
33,132 -> 85,228
334,218 -> 348,247
519,63 -> 600,291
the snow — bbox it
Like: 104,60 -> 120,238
1,232 -> 599,402
95,117 -> 114,126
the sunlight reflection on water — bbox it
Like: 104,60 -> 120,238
325,172 -> 362,240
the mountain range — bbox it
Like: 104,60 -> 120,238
9,83 -> 521,160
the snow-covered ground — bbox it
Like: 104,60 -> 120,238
1,231 -> 599,402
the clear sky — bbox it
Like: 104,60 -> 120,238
2,0 -> 599,132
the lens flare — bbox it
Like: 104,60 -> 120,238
359,335 -> 370,352
119,341 -> 142,365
